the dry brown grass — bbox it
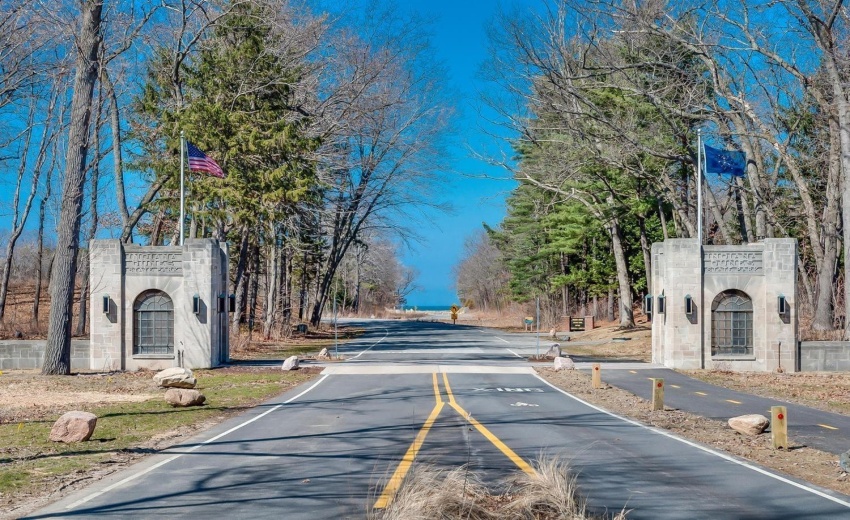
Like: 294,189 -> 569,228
369,458 -> 626,520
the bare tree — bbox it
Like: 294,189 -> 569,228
43,0 -> 104,375
306,8 -> 451,326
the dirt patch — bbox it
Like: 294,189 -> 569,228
537,368 -> 850,496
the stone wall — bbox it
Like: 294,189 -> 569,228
799,342 -> 850,371
0,340 -> 90,370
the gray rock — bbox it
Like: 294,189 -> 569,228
165,388 -> 206,407
49,411 -> 97,443
545,344 -> 562,359
840,450 -> 850,473
728,414 -> 770,436
553,357 -> 575,371
317,348 -> 330,359
282,356 -> 299,371
153,367 -> 196,388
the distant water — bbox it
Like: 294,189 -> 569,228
402,305 -> 451,312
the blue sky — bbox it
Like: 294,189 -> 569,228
394,0 -> 516,307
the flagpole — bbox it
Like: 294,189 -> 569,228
697,129 -> 705,369
179,130 -> 185,246
697,129 -> 703,245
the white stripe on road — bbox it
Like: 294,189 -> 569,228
506,349 -> 523,358
65,374 -> 330,511
322,365 -> 535,375
535,375 -> 850,509
348,327 -> 390,360
495,336 -> 511,344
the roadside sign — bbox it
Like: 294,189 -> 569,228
451,305 -> 459,313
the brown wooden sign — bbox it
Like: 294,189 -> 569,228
570,317 -> 586,331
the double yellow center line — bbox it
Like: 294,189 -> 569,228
374,373 -> 534,509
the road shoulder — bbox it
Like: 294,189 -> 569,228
536,367 -> 850,498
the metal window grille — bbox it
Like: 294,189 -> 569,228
134,291 -> 174,355
711,292 -> 753,356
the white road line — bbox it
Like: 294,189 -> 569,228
506,348 -> 523,358
65,374 -> 330,511
348,327 -> 390,360
535,374 -> 850,509
495,337 -> 511,344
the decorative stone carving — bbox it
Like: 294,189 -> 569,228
125,251 -> 183,276
704,251 -> 763,274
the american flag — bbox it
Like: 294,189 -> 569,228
187,141 -> 225,178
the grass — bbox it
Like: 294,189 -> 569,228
369,457 -> 627,520
0,368 -> 318,506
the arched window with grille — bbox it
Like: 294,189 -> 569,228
711,290 -> 753,356
134,290 -> 174,355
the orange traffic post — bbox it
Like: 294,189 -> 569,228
592,363 -> 602,389
771,406 -> 788,449
651,378 -> 664,411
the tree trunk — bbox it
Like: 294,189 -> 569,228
247,243 -> 260,332
658,201 -> 669,240
230,224 -> 250,329
43,0 -> 103,375
638,216 -> 651,298
32,182 -> 49,326
609,216 -> 634,328
812,122 -> 842,330
607,286 -> 615,321
75,94 -> 102,338
263,240 -> 279,339
298,250 -> 308,321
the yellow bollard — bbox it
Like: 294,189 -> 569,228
651,378 -> 664,411
592,363 -> 602,389
771,406 -> 788,449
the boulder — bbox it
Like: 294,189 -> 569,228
553,357 -> 575,371
549,328 -> 558,339
545,344 -> 562,359
153,367 -> 196,388
49,411 -> 97,443
317,348 -> 330,359
728,414 -> 770,436
282,356 -> 299,371
840,450 -> 850,473
165,388 -> 206,407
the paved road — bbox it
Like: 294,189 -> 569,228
595,368 -> 850,455
28,320 -> 850,519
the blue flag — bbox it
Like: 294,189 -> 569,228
704,144 -> 746,176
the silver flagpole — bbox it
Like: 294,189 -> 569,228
697,129 -> 705,369
179,130 -> 185,246
697,129 -> 702,245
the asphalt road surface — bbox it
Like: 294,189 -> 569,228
28,320 -> 850,519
